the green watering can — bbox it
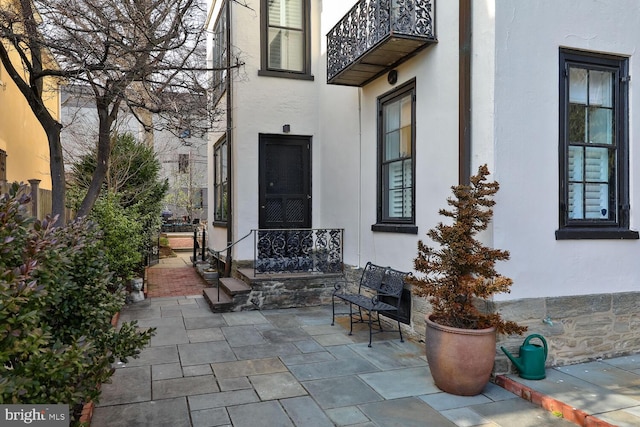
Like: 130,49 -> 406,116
501,334 -> 548,380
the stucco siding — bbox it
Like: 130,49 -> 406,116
492,0 -> 640,300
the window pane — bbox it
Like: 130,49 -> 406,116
402,188 -> 412,217
584,183 -> 609,219
568,104 -> 586,143
588,107 -> 613,145
385,130 -> 400,161
568,146 -> 583,181
568,183 -> 583,219
385,100 -> 400,132
400,96 -> 412,127
221,146 -> 227,179
402,158 -> 412,189
400,126 -> 411,157
569,67 -> 588,104
387,161 -> 403,191
584,147 -> 608,182
589,70 -> 613,107
269,0 -> 302,29
268,28 -> 303,71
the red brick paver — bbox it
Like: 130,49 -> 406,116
168,237 -> 195,250
146,261 -> 208,298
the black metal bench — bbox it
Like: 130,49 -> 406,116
331,262 -> 409,347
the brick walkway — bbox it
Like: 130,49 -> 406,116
145,255 -> 208,298
168,237 -> 195,250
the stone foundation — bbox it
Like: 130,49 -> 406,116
407,290 -> 640,375
233,269 -> 343,311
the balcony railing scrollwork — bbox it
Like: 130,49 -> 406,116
254,228 -> 344,275
327,0 -> 436,86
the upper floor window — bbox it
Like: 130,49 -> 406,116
557,49 -> 637,239
178,153 -> 189,174
259,0 -> 313,80
372,79 -> 417,234
211,1 -> 228,103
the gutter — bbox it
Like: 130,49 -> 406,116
459,0 -> 472,185
225,0 -> 233,276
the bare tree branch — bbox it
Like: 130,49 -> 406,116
0,0 -> 244,218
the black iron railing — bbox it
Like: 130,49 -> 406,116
254,228 -> 344,275
327,0 -> 436,84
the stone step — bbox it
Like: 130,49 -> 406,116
203,287 -> 234,313
220,277 -> 251,296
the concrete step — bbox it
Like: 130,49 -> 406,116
220,277 -> 251,296
203,287 -> 234,312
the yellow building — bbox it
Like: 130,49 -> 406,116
0,36 -> 59,195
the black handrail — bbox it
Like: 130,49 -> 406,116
207,230 -> 254,302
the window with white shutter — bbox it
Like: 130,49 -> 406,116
373,79 -> 417,234
558,49 -> 637,239
260,0 -> 312,79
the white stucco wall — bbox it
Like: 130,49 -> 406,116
207,0 -> 640,301
335,2 -> 461,272
491,0 -> 640,299
207,0 -> 361,261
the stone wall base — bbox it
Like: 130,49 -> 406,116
406,290 -> 640,375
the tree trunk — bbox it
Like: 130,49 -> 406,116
45,121 -> 66,224
76,103 -> 113,217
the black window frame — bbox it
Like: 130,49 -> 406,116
557,49 -> 638,239
178,153 -> 189,174
213,137 -> 228,224
259,0 -> 313,80
210,0 -> 228,104
372,79 -> 417,235
0,149 -> 6,183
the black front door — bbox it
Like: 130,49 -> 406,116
259,134 -> 311,229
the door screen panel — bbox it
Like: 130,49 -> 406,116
259,135 -> 311,229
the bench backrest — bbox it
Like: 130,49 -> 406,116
358,262 -> 387,293
358,262 -> 409,300
379,267 -> 409,299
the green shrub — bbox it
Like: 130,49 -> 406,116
89,194 -> 144,284
69,132 -> 168,280
0,184 -> 154,425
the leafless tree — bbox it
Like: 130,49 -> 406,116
0,0 -> 239,220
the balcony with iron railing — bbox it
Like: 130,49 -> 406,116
327,0 -> 437,87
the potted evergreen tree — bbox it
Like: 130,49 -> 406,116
408,164 -> 526,396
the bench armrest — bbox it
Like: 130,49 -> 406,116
332,280 -> 350,294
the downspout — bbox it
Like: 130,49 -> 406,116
357,87 -> 362,268
225,0 -> 233,276
459,0 -> 472,185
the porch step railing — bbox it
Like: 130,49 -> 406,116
208,228 -> 345,276
254,228 -> 344,275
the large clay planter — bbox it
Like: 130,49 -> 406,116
425,314 -> 497,396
